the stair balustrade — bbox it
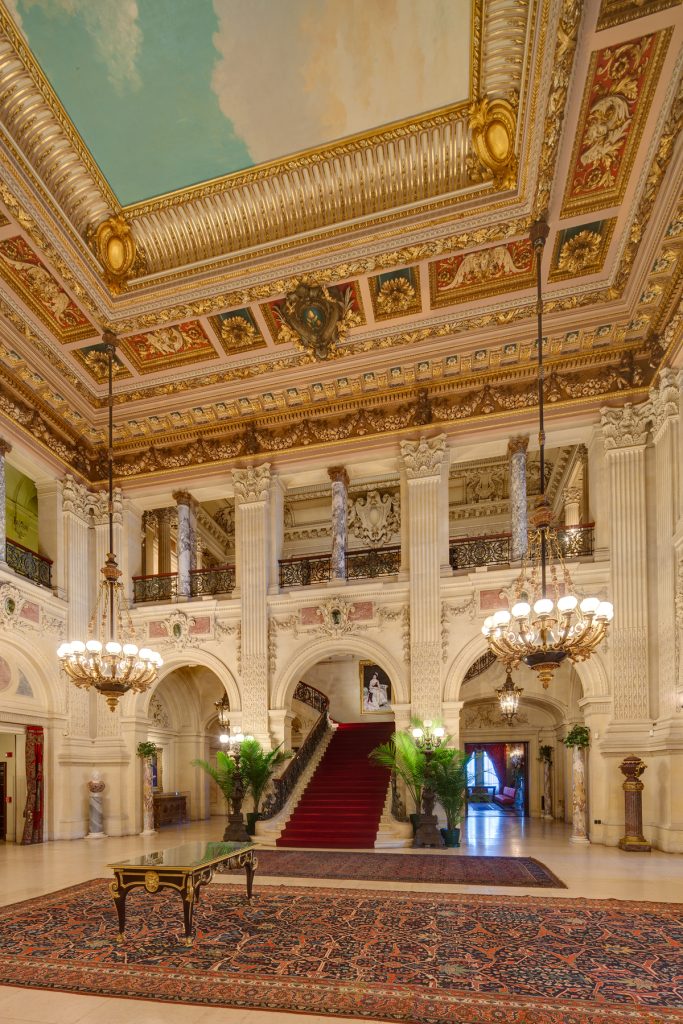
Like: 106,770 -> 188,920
260,682 -> 330,819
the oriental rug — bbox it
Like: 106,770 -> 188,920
255,849 -> 567,888
0,881 -> 681,1024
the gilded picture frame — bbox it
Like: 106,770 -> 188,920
359,661 -> 392,715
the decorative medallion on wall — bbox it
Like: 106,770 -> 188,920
209,308 -> 268,356
121,321 -> 219,373
0,236 -> 93,342
261,281 -> 364,356
148,610 -> 211,649
73,342 -> 132,383
348,490 -> 400,545
596,0 -> 680,31
549,219 -> 616,281
369,268 -> 421,320
560,30 -> 671,217
429,239 -> 534,307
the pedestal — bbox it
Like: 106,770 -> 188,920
413,785 -> 444,848
542,760 -> 553,821
570,746 -> 589,844
140,758 -> 157,836
618,753 -> 651,852
86,772 -> 106,839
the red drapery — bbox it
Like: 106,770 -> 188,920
465,742 -> 508,793
21,725 -> 44,844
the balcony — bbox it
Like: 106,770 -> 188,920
279,545 -> 401,588
133,565 -> 236,604
448,523 -> 595,572
5,539 -> 52,589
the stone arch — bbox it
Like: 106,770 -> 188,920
272,634 -> 408,710
0,635 -> 62,714
444,632 -> 610,704
129,648 -> 241,717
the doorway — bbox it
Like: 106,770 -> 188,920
465,741 -> 529,816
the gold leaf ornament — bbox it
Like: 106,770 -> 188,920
469,97 -> 518,188
376,277 -> 416,315
91,215 -> 138,292
558,230 -> 603,273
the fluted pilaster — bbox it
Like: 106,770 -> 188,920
156,508 -> 174,575
233,464 -> 271,742
399,435 -> 448,720
601,403 -> 650,720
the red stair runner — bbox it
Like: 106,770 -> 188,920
277,721 -> 394,849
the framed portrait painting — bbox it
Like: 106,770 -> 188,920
360,661 -> 392,714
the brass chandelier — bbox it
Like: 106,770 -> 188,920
482,221 -> 613,689
57,333 -> 162,710
497,670 -> 523,724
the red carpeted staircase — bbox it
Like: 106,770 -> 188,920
277,722 -> 395,849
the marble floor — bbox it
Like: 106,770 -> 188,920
0,816 -> 681,1024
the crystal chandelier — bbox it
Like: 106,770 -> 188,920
497,671 -> 523,724
57,333 -> 162,710
482,221 -> 613,689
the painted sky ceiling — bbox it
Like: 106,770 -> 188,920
7,0 -> 471,205
0,0 -> 681,474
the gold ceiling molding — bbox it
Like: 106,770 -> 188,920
110,217 -> 533,335
0,7 -> 116,228
104,345 -> 653,483
88,215 -> 144,294
596,0 -> 682,32
469,97 -> 518,188
533,0 -> 583,219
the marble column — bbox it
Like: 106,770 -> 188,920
601,403 -> 651,721
563,486 -> 582,527
142,510 -> 156,574
399,435 -> 448,721
0,439 -> 11,562
507,436 -> 528,561
570,745 -> 589,844
542,759 -> 553,820
233,464 -> 271,744
157,508 -> 174,575
173,490 -> 194,598
649,371 -> 680,719
328,466 -> 349,581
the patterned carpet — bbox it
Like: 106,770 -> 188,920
256,849 -> 567,887
0,881 -> 681,1023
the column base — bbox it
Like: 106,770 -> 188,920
85,832 -> 107,840
618,836 -> 651,852
139,828 -> 158,837
542,814 -> 554,821
570,834 -> 590,844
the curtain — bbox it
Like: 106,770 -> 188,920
466,742 -> 507,793
21,725 -> 44,844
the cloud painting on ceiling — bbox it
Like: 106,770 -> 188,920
10,0 -> 472,205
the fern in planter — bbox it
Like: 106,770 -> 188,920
238,738 -> 292,831
564,725 -> 590,748
192,750 -> 238,808
538,744 -> 554,763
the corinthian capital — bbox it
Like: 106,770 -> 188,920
601,403 -> 650,450
649,368 -> 680,440
233,463 -> 271,502
399,434 -> 448,479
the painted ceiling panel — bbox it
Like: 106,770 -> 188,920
11,0 -> 471,205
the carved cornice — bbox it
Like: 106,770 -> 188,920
233,464 -> 271,503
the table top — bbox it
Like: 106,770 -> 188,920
109,840 -> 254,871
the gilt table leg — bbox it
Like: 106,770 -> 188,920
109,877 -> 127,944
180,876 -> 196,946
245,854 -> 257,900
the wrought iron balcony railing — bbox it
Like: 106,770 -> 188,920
449,523 -> 595,571
190,565 -> 236,597
346,545 -> 401,580
279,554 -> 332,588
5,539 -> 52,589
261,682 -> 330,819
133,572 -> 177,603
449,532 -> 511,571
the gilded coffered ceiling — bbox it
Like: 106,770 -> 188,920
0,0 -> 681,483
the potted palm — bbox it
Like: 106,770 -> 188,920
192,750 -> 239,839
238,738 -> 292,834
370,730 -> 426,832
428,748 -> 470,847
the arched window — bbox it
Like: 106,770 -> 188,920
467,750 -> 500,790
